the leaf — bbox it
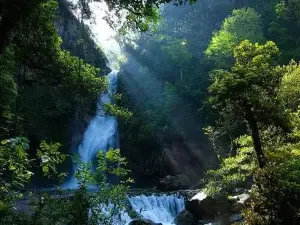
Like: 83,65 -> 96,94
42,166 -> 49,173
41,155 -> 50,163
1,140 -> 8,145
9,165 -> 16,171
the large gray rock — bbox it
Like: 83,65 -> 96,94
231,193 -> 251,213
129,219 -> 162,225
186,191 -> 231,220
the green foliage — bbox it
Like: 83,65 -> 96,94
104,103 -> 133,121
0,0 -> 108,150
161,38 -> 192,63
0,137 -> 67,224
96,149 -> 133,185
205,104 -> 300,223
37,141 -> 67,181
209,40 -> 282,135
161,38 -> 192,80
0,145 -> 132,225
205,8 -> 264,68
57,50 -> 108,106
243,160 -> 300,225
267,0 -> 300,62
71,149 -> 133,225
103,0 -> 197,33
0,47 -> 16,113
112,55 -> 128,70
75,162 -> 95,189
0,47 -> 17,138
0,137 -> 32,193
278,60 -> 300,111
204,135 -> 256,196
205,37 -> 300,225
0,138 -> 68,193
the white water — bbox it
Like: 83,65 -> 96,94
95,194 -> 185,225
78,70 -> 119,163
63,70 -> 119,189
126,194 -> 185,225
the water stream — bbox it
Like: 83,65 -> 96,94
63,70 -> 185,224
127,194 -> 185,225
63,70 -> 119,189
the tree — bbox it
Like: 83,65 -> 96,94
0,137 -> 66,213
208,40 -> 282,168
0,0 -> 198,56
0,136 -> 133,225
0,0 -> 108,146
205,8 -> 264,68
162,38 -> 192,80
204,135 -> 256,196
279,60 -> 300,111
0,47 -> 16,138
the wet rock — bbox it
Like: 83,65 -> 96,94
186,191 -> 231,220
176,174 -> 192,189
158,174 -> 192,191
230,213 -> 243,223
129,219 -> 162,225
158,175 -> 180,191
174,210 -> 198,225
231,193 -> 250,213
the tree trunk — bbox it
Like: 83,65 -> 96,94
180,66 -> 183,81
245,105 -> 266,168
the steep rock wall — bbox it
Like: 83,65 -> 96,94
55,0 -> 110,166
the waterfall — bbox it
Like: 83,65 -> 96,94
63,70 -> 119,189
126,194 -> 185,225
78,70 -> 118,163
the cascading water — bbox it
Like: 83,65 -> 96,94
63,70 -> 119,189
126,194 -> 185,225
78,70 -> 119,163
95,194 -> 185,225
63,70 -> 186,224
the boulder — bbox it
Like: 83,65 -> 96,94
231,193 -> 250,213
230,213 -> 243,223
176,174 -> 192,189
186,191 -> 231,220
158,175 -> 180,191
129,219 -> 162,225
158,174 -> 192,191
174,210 -> 198,225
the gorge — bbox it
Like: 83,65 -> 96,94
2,0 -> 300,224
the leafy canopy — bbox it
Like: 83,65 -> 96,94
205,8 -> 264,68
209,40 -> 281,122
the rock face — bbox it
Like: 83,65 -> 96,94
54,0 -> 110,160
163,139 -> 213,187
129,219 -> 162,225
55,0 -> 109,76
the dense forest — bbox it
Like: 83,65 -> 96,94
1,0 -> 300,224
